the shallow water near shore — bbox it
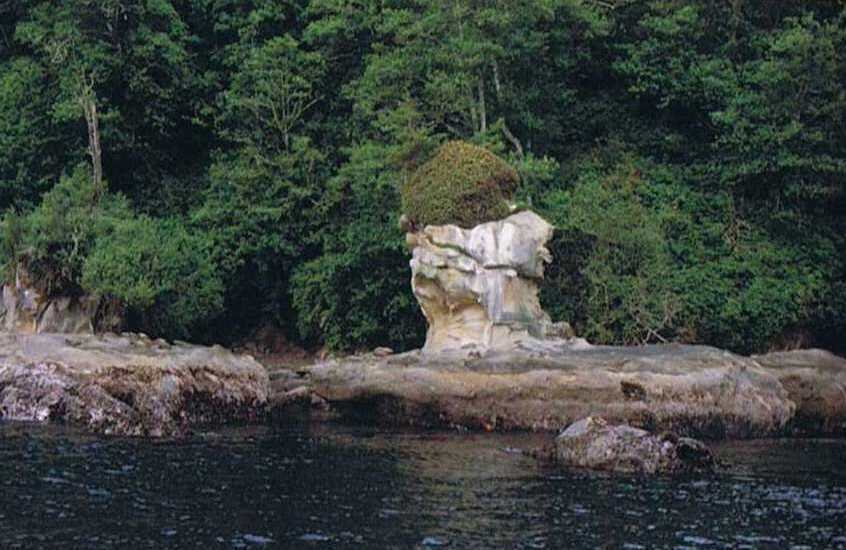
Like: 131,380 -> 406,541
1,419 -> 844,549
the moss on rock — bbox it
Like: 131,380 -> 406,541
401,141 -> 519,228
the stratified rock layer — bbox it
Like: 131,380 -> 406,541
308,343 -> 795,439
409,211 -> 567,353
0,333 -> 269,436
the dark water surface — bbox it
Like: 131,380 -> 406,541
1,419 -> 844,549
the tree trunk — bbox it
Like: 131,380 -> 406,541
729,0 -> 743,47
478,74 -> 487,133
83,93 -> 103,193
502,123 -> 524,160
490,61 -> 524,159
492,61 -> 502,96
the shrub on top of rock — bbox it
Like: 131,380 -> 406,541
400,141 -> 519,229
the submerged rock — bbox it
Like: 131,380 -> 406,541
551,416 -> 715,474
308,343 -> 795,439
0,333 -> 268,436
753,349 -> 846,435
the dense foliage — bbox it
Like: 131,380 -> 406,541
0,0 -> 843,354
401,140 -> 518,228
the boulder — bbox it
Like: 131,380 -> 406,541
409,211 -> 567,353
307,343 -> 795,439
550,416 -> 715,474
0,333 -> 269,436
753,349 -> 846,435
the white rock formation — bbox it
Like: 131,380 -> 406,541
408,211 -> 572,353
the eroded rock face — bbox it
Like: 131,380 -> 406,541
551,416 -> 715,474
408,211 -> 569,353
308,343 -> 795,438
0,267 -> 122,334
0,333 -> 269,436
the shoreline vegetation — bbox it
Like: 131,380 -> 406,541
0,1 -> 843,357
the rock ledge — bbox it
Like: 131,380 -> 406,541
0,333 -> 269,436
308,342 -> 795,439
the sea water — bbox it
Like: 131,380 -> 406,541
0,419 -> 844,549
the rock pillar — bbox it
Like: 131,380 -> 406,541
408,211 -> 569,353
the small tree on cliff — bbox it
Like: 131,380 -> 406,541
401,141 -> 519,228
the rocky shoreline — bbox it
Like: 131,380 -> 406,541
753,348 -> 846,436
1,333 -> 844,442
1,330 -> 844,477
0,332 -> 268,437
305,344 -> 845,439
1,210 -> 843,475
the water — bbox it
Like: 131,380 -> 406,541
1,419 -> 844,549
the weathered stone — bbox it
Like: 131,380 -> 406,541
550,416 -> 715,474
753,349 -> 846,435
0,266 -> 123,334
410,211 -> 561,353
307,343 -> 795,439
0,333 -> 269,436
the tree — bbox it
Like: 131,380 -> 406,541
541,153 -> 678,344
292,141 -> 426,350
352,0 -> 609,158
16,1 -> 113,192
16,0 -> 208,210
219,34 -> 325,157
0,0 -> 843,353
0,58 -> 62,209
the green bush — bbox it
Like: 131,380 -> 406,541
81,217 -> 223,339
190,139 -> 326,342
536,149 -> 843,354
400,141 -> 519,228
540,154 -> 678,345
292,233 -> 423,351
0,166 -> 223,339
1,165 -> 132,295
292,141 -> 426,351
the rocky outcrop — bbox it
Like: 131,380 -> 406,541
549,416 -> 715,474
753,349 -> 846,435
0,333 -> 269,436
301,210 -> 845,441
0,266 -> 122,334
307,343 -> 795,439
408,211 -> 573,353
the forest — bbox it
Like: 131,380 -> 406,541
0,0 -> 843,354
